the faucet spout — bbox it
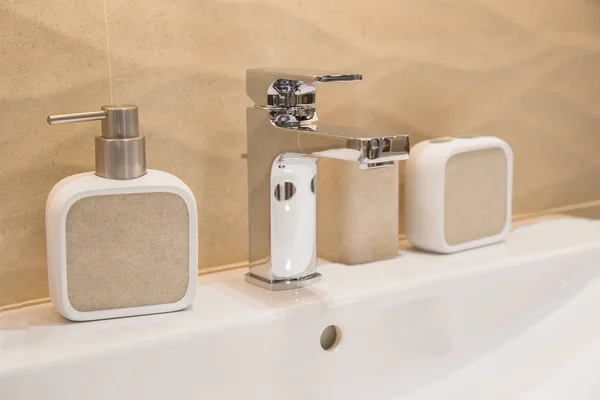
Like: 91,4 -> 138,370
283,122 -> 410,169
245,68 -> 410,290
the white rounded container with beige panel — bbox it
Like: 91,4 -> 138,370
405,136 -> 513,254
45,105 -> 198,321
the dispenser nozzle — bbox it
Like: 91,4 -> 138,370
47,111 -> 106,125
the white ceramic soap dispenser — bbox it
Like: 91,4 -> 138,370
405,136 -> 513,254
46,105 -> 198,321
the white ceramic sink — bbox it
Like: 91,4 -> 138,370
1,217 -> 600,400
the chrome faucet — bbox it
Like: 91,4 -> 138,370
245,68 -> 410,290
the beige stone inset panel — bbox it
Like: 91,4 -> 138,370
66,193 -> 189,312
0,0 -> 111,306
444,148 -> 507,246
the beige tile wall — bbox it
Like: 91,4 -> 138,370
1,0 -> 599,308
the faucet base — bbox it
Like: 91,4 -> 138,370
244,272 -> 322,291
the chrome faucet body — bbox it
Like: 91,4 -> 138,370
245,68 -> 410,290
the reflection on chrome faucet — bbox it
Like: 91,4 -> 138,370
245,68 -> 410,290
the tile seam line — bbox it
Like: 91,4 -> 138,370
103,0 -> 114,103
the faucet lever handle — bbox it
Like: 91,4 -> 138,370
314,74 -> 363,83
247,68 -> 362,107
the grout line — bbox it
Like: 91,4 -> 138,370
103,0 -> 114,103
198,260 -> 249,276
0,297 -> 51,313
511,199 -> 600,221
1,201 -> 599,313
